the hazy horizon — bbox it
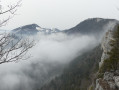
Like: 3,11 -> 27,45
0,0 -> 119,90
1,0 -> 119,30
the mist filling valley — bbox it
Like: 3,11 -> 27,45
0,17 -> 118,90
0,31 -> 100,90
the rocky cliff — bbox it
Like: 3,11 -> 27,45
95,71 -> 119,90
99,30 -> 113,67
94,25 -> 119,90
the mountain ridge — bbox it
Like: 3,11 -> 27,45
12,23 -> 60,35
63,18 -> 118,36
11,18 -> 119,37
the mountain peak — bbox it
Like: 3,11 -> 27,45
12,24 -> 60,35
12,24 -> 40,35
64,18 -> 118,35
14,24 -> 40,31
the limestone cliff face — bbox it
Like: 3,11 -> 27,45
95,27 -> 119,90
99,30 -> 113,67
95,71 -> 119,90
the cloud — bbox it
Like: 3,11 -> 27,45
0,33 -> 99,90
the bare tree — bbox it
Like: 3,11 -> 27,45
0,0 -> 21,27
0,33 -> 34,64
0,0 -> 34,64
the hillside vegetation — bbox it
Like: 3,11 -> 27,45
39,25 -> 119,90
99,25 -> 119,73
39,45 -> 102,90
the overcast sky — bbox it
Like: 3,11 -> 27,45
1,0 -> 119,30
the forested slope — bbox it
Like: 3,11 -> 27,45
39,45 -> 102,90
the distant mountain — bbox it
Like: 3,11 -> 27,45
12,24 -> 60,35
12,24 -> 39,35
12,18 -> 119,37
64,18 -> 119,36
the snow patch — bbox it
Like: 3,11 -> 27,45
96,18 -> 102,22
36,27 -> 44,31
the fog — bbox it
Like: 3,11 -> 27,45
0,32 -> 100,90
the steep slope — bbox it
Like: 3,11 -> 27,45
39,45 -> 102,90
94,25 -> 119,90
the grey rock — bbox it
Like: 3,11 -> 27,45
108,81 -> 116,89
114,76 -> 119,88
95,79 -> 104,90
99,30 -> 113,67
115,70 -> 119,76
104,72 -> 114,81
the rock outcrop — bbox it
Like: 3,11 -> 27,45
95,25 -> 119,90
99,30 -> 113,67
95,71 -> 119,90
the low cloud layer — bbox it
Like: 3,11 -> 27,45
0,33 -> 99,90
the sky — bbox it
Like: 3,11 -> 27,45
1,0 -> 119,30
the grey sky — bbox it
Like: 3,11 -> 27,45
1,0 -> 119,30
